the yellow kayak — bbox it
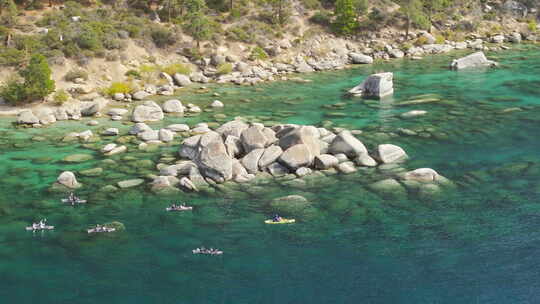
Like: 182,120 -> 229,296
265,218 -> 296,224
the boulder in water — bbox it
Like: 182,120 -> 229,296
162,99 -> 184,113
348,72 -> 394,98
450,52 -> 498,70
375,144 -> 408,164
328,131 -> 367,157
57,171 -> 81,189
279,144 -> 314,170
132,101 -> 164,122
17,110 -> 39,125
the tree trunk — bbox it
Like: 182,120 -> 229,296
230,0 -> 233,11
405,13 -> 410,39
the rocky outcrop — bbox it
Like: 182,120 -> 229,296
56,171 -> 81,189
132,101 -> 164,122
17,110 -> 40,125
375,144 -> 408,164
328,131 -> 367,157
349,52 -> 373,64
279,144 -> 313,170
162,99 -> 184,113
450,52 -> 498,70
348,72 -> 394,98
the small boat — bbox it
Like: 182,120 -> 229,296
26,220 -> 54,231
87,226 -> 116,234
61,198 -> 87,205
192,248 -> 223,255
166,204 -> 193,212
264,218 -> 296,224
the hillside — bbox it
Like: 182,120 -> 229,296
0,0 -> 538,107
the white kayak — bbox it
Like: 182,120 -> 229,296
87,227 -> 116,234
192,248 -> 223,255
166,206 -> 193,212
62,198 -> 87,204
26,225 -> 54,231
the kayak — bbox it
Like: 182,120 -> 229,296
26,225 -> 54,231
87,227 -> 116,234
166,206 -> 193,211
61,199 -> 87,204
192,249 -> 223,255
264,218 -> 296,224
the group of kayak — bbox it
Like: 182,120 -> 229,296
27,194 -> 296,253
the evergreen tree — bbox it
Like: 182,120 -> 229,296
183,0 -> 212,48
20,54 -> 55,101
333,0 -> 358,36
397,0 -> 427,38
265,0 -> 290,26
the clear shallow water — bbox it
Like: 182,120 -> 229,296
1,47 -> 540,303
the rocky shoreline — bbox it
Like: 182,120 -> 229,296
0,32 -> 524,122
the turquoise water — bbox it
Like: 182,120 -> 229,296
2,46 -> 540,303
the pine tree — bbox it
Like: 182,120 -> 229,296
184,0 -> 212,48
20,54 -> 55,102
333,0 -> 358,36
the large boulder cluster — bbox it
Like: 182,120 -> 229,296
157,120 -> 412,191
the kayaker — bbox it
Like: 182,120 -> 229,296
272,214 -> 282,222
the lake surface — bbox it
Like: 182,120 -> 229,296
1,46 -> 540,303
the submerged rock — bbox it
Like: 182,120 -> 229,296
63,154 -> 93,163
117,179 -> 144,188
368,178 -> 407,198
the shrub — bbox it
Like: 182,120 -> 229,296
414,36 -> 429,46
249,46 -> 268,61
125,69 -> 142,79
528,19 -> 537,32
150,26 -> 175,48
435,34 -> 445,44
53,89 -> 69,105
0,48 -> 26,66
64,68 -> 89,82
1,81 -> 25,105
105,82 -> 134,96
76,25 -> 103,51
161,63 -> 191,75
309,11 -> 331,26
216,63 -> 233,75
227,26 -> 253,43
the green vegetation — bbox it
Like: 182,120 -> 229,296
528,19 -> 537,32
216,62 -> 233,75
332,0 -> 358,36
250,46 -> 268,60
1,54 -> 55,104
53,89 -> 70,105
64,69 -> 89,82
161,63 -> 192,75
105,82 -> 134,96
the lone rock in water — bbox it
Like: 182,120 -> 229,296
348,72 -> 394,98
450,52 -> 498,70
